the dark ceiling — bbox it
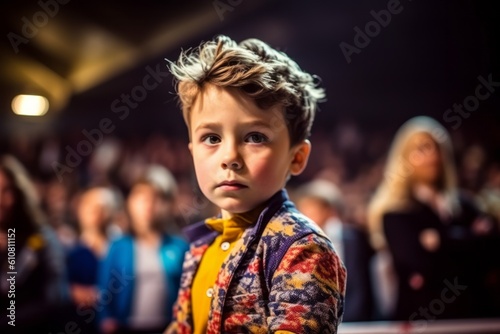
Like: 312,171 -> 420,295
1,0 -> 499,145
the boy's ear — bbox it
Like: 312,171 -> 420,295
290,140 -> 311,176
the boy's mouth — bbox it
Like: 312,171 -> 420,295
216,180 -> 248,191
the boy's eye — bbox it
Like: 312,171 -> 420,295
202,135 -> 221,145
246,133 -> 268,144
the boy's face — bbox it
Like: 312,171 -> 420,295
188,84 -> 311,218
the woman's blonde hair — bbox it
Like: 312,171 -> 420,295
367,116 -> 460,250
168,35 -> 325,146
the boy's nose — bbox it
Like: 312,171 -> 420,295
221,158 -> 242,170
221,144 -> 242,170
223,161 -> 242,170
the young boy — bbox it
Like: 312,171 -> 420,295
165,35 -> 346,334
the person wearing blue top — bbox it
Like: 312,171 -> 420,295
98,165 -> 188,334
67,186 -> 121,333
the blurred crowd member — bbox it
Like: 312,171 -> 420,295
367,116 -> 498,320
477,157 -> 500,312
87,138 -> 123,186
0,155 -> 68,332
295,179 -> 375,322
173,176 -> 219,230
44,178 -> 78,248
458,144 -> 488,196
66,186 -> 123,333
478,157 -> 500,228
98,165 -> 188,334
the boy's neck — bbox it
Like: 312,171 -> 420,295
220,200 -> 269,224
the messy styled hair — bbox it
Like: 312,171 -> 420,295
168,35 -> 325,146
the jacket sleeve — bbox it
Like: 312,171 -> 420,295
267,233 -> 346,333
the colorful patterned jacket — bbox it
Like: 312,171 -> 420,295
166,189 -> 347,333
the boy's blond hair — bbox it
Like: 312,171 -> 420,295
168,35 -> 325,146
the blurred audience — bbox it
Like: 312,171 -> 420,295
478,157 -> 500,227
459,144 -> 488,196
44,178 -> 76,247
367,116 -> 499,320
295,179 -> 375,322
0,155 -> 69,332
66,185 -> 123,333
98,165 -> 188,334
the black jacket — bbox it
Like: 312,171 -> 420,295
383,194 -> 500,320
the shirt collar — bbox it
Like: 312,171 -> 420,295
183,189 -> 289,244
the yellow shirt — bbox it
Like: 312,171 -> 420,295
191,213 -> 254,334
191,206 -> 295,334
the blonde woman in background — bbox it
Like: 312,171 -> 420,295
367,116 -> 498,321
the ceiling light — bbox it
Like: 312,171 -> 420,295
11,94 -> 49,116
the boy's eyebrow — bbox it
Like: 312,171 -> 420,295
194,122 -> 221,133
194,120 -> 274,133
240,120 -> 274,129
